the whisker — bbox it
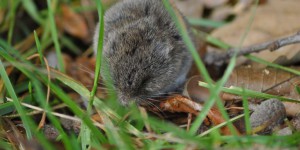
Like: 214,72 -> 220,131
140,98 -> 165,115
77,63 -> 112,78
149,94 -> 179,99
78,64 -> 95,75
86,87 -> 114,92
147,98 -> 161,102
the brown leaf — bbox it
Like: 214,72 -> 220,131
159,95 -> 202,115
174,0 -> 204,18
59,5 -> 88,40
207,107 -> 240,135
159,95 -> 240,135
220,65 -> 300,116
208,0 -> 300,67
223,66 -> 295,96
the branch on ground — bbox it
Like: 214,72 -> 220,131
205,31 -> 300,65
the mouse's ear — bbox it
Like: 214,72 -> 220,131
103,40 -> 118,58
102,29 -> 121,57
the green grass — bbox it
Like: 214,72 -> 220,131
1,0 -> 300,149
46,0 -> 64,72
188,18 -> 226,28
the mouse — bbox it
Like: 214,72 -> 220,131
93,0 -> 194,106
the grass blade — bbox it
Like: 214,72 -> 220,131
242,88 -> 251,135
21,0 -> 44,24
199,114 -> 245,137
198,81 -> 300,103
247,55 -> 300,76
46,0 -> 65,72
188,18 -> 226,28
0,60 -> 33,139
7,0 -> 20,45
90,0 -> 105,112
162,0 -> 212,84
34,30 -> 45,65
162,0 -> 216,135
0,47 -> 107,144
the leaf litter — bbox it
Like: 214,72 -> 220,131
2,0 -> 300,149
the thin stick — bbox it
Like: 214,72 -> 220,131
5,97 -> 105,130
26,53 -> 51,130
205,31 -> 300,65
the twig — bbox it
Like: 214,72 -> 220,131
5,97 -> 105,130
26,53 -> 51,130
4,103 -> 67,118
205,31 -> 300,65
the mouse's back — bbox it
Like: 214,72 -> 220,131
94,0 -> 175,54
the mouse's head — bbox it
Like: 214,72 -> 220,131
96,17 -> 192,106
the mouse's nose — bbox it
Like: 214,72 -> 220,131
118,93 -> 134,106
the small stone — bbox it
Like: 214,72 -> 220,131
276,127 -> 292,136
250,99 -> 286,135
42,124 -> 59,140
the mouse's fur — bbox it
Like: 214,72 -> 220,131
94,0 -> 193,105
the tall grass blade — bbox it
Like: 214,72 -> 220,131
199,81 -> 300,103
34,30 -> 45,65
46,0 -> 65,72
22,0 -> 43,24
0,60 -> 33,139
188,18 -> 226,28
242,88 -> 251,135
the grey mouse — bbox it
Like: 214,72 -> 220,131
94,0 -> 194,106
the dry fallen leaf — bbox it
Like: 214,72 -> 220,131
207,107 -> 240,135
159,95 -> 240,135
58,5 -> 89,40
208,0 -> 300,67
223,66 -> 296,97
190,65 -> 300,116
174,0 -> 204,18
222,65 -> 300,116
159,95 -> 203,115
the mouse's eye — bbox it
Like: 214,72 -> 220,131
127,79 -> 133,86
140,77 -> 151,87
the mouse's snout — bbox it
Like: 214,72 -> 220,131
118,93 -> 135,106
